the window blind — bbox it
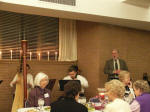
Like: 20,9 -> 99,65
0,10 -> 59,60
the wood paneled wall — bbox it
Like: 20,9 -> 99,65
0,60 -> 75,112
77,21 -> 150,98
1,20 -> 150,112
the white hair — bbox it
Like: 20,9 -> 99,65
34,72 -> 49,87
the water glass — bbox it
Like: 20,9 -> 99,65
78,96 -> 86,105
97,88 -> 106,100
38,98 -> 44,111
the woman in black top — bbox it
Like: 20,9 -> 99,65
51,81 -> 88,112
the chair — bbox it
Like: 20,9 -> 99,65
46,79 -> 56,91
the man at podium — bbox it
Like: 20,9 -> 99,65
104,49 -> 128,81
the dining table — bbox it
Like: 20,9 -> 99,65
17,106 -> 103,112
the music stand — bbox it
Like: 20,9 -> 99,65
46,79 -> 56,91
0,80 -> 3,84
59,80 -> 81,91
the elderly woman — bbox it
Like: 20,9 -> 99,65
104,80 -> 131,112
51,81 -> 88,112
130,80 -> 150,112
119,71 -> 135,103
27,72 -> 50,107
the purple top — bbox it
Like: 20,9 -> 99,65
27,86 -> 51,107
135,93 -> 150,112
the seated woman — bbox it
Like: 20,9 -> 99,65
119,71 -> 135,103
104,80 -> 131,112
51,81 -> 88,112
27,72 -> 50,107
130,80 -> 150,112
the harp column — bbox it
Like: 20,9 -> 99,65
22,40 -> 27,107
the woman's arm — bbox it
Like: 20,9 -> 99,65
10,74 -> 18,87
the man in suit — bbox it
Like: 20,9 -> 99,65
104,49 -> 128,80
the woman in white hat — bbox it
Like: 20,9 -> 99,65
27,72 -> 50,107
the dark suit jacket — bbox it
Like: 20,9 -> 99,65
104,58 -> 128,80
50,97 -> 88,112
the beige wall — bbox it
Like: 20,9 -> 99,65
77,20 -> 150,98
0,60 -> 75,112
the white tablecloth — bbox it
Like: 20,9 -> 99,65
17,107 -> 49,112
18,107 -> 102,112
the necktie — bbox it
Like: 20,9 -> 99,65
115,60 -> 118,70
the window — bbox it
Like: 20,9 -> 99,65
0,10 -> 59,60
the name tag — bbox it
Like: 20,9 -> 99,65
44,93 -> 49,98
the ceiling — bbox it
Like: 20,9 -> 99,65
124,0 -> 150,8
0,1 -> 150,31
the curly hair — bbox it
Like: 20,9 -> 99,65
133,80 -> 150,93
68,65 -> 78,72
119,71 -> 130,82
105,80 -> 125,98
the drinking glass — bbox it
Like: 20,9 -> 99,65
97,88 -> 106,100
38,98 -> 44,112
78,96 -> 86,105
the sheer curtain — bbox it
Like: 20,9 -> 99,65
58,18 -> 77,61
